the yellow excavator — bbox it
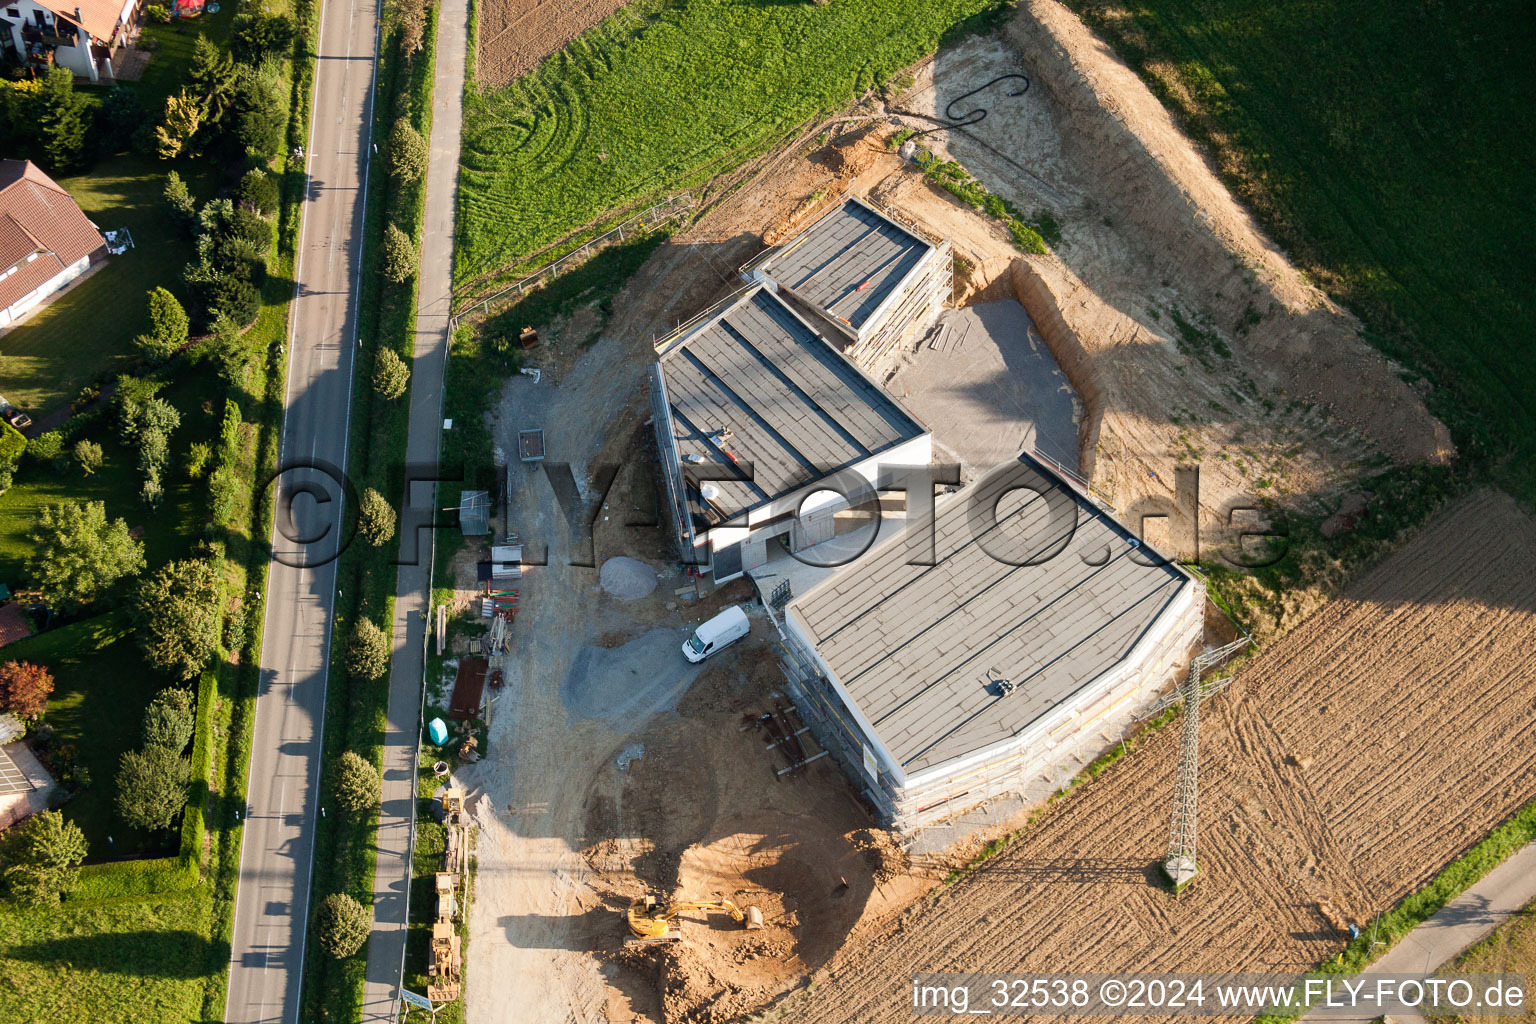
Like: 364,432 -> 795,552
625,893 -> 765,946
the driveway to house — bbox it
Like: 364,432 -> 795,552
223,0 -> 381,1019
357,0 -> 469,1014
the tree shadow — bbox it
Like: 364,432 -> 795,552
8,929 -> 215,979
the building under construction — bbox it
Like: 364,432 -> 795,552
774,453 -> 1202,832
649,284 -> 930,581
741,194 -> 952,368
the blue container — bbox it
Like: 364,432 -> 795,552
427,718 -> 449,746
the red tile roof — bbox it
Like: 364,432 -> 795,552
39,0 -> 136,45
0,160 -> 104,312
0,603 -> 31,649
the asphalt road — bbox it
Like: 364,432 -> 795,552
224,0 -> 381,1018
357,0 -> 469,1013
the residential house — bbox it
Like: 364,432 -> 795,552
0,158 -> 106,328
0,0 -> 144,82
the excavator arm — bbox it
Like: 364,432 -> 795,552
626,894 -> 764,945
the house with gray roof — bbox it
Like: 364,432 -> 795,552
779,452 -> 1202,831
649,283 -> 931,581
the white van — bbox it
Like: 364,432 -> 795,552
682,605 -> 750,663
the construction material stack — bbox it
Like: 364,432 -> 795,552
427,788 -> 470,1003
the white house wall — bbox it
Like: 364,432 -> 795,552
707,432 -> 933,579
1,253 -> 88,326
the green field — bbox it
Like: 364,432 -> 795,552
0,158 -> 210,417
0,888 -> 215,1022
456,0 -> 1006,285
1064,0 -> 1536,499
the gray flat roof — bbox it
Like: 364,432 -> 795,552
758,198 -> 933,334
660,286 -> 924,523
789,454 -> 1190,775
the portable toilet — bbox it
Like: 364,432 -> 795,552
428,717 -> 449,745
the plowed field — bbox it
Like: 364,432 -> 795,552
778,489 -> 1536,1024
475,0 -> 627,89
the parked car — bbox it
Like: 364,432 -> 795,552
682,605 -> 750,663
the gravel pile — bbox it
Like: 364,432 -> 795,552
599,556 -> 657,600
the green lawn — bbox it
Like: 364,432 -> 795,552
0,359 -> 226,583
456,0 -> 1007,285
0,888 -> 216,1024
1064,0 -> 1536,500
135,5 -> 240,110
0,156 -> 211,418
3,613 -> 179,857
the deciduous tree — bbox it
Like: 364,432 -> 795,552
133,558 -> 223,681
114,743 -> 191,831
387,118 -> 427,184
358,488 -> 397,547
381,222 -> 416,283
315,892 -> 370,958
26,502 -> 144,612
372,348 -> 410,400
346,618 -> 390,680
0,660 -> 53,720
72,440 -> 103,476
142,687 -> 196,751
1,809 -> 86,906
329,751 -> 380,812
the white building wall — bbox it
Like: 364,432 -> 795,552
1,254 -> 91,326
785,571 -> 1205,833
706,432 -> 932,581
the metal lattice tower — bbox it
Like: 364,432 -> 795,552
1162,638 -> 1250,891
1162,654 -> 1206,889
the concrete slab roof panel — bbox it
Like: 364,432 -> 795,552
790,454 -> 1191,774
760,199 -> 933,333
660,286 -> 925,522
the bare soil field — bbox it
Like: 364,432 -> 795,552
769,488 -> 1536,1024
475,0 -> 628,89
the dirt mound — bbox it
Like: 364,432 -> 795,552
884,20 -> 1452,540
775,490 -> 1536,1024
579,654 -> 925,1022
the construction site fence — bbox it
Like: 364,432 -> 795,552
653,281 -> 757,355
451,192 -> 695,327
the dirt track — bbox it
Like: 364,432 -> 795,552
771,489 -> 1536,1024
